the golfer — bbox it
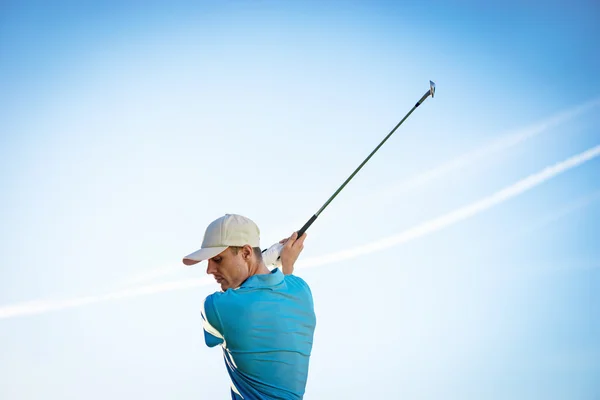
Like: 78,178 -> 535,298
183,214 -> 317,399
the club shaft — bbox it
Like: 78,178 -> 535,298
296,88 -> 433,238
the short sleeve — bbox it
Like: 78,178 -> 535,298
201,294 -> 224,347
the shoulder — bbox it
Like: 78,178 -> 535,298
285,274 -> 310,286
204,289 -> 247,318
284,274 -> 314,297
205,289 -> 239,307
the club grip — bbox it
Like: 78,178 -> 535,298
261,214 -> 317,265
262,242 -> 284,266
297,214 -> 317,238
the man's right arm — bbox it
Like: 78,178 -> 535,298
201,294 -> 225,348
279,232 -> 307,275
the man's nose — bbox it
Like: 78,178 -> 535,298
206,260 -> 217,275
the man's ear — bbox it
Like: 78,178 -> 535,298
242,245 -> 253,261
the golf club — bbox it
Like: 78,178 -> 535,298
263,81 -> 436,265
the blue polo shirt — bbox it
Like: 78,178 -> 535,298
201,268 -> 316,400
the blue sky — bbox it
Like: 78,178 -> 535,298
1,1 -> 599,399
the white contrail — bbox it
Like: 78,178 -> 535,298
0,277 -> 213,320
1,144 -> 599,320
297,145 -> 600,269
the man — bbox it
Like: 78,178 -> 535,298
182,214 -> 317,400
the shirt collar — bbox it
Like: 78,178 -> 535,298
241,268 -> 284,289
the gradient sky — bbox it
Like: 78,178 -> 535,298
1,1 -> 599,399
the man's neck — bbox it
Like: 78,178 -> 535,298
248,260 -> 270,277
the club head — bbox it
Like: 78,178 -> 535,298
429,80 -> 436,98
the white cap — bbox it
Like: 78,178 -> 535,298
182,214 -> 260,266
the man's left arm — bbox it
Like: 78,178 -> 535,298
201,294 -> 225,347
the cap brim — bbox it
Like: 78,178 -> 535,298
182,246 -> 228,266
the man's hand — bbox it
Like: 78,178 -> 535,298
279,232 -> 306,275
